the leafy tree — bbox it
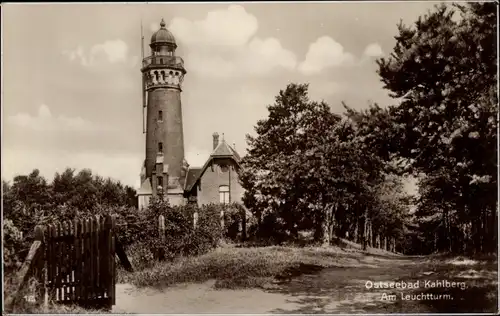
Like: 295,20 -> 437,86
376,2 -> 497,254
3,168 -> 138,253
241,83 -> 409,248
240,83 -> 343,243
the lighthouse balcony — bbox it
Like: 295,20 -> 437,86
142,56 -> 184,70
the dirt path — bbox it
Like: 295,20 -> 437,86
113,254 -> 497,314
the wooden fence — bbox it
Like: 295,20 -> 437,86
5,214 -> 134,312
45,214 -> 116,310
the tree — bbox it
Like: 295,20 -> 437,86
3,168 -> 138,243
240,83 -> 344,243
240,83 -> 406,247
376,2 -> 497,254
342,104 -> 412,251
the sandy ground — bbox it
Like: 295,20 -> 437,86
112,254 -> 497,314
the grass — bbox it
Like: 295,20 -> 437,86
6,301 -> 107,314
3,275 -> 110,314
119,243 -> 397,290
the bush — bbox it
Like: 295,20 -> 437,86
246,212 -> 288,245
3,219 -> 25,273
222,203 -> 247,241
125,242 -> 156,270
120,199 -> 224,264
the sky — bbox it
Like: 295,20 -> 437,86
2,2 -> 440,191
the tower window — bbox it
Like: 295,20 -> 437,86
157,176 -> 163,189
158,110 -> 163,122
158,142 -> 163,154
219,185 -> 230,204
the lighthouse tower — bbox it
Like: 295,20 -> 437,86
137,19 -> 188,208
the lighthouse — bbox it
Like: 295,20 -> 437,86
137,19 -> 189,208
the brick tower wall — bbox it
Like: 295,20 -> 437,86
145,87 -> 185,181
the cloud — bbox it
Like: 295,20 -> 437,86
363,43 -> 384,57
169,5 -> 258,47
7,104 -> 101,132
298,36 -> 355,75
167,5 -> 296,78
63,40 -> 136,67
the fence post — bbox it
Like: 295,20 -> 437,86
158,215 -> 165,243
193,211 -> 198,230
158,215 -> 165,261
220,209 -> 225,231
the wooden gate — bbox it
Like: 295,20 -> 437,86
45,214 -> 116,310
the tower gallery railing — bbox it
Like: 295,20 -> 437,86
142,56 -> 184,69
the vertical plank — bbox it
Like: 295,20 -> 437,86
101,215 -> 109,302
94,216 -> 100,300
81,219 -> 88,305
46,224 -> 53,302
89,218 -> 95,301
100,215 -> 106,300
65,221 -> 71,302
111,215 -> 116,306
60,222 -> 65,302
63,221 -> 68,302
67,221 -> 74,303
63,221 -> 69,302
74,219 -> 81,303
57,223 -> 63,303
50,224 -> 57,302
105,214 -> 113,307
87,219 -> 93,304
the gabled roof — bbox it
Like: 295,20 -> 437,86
212,140 -> 241,162
184,139 -> 241,192
137,178 -> 152,195
183,167 -> 201,193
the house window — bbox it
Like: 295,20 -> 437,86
158,142 -> 163,154
158,110 -> 163,122
219,185 -> 230,204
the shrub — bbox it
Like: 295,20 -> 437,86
247,212 -> 288,245
3,219 -> 25,274
222,203 -> 246,241
119,198 -> 224,264
125,241 -> 156,270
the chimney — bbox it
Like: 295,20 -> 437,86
212,132 -> 219,150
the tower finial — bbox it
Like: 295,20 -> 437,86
160,18 -> 166,28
